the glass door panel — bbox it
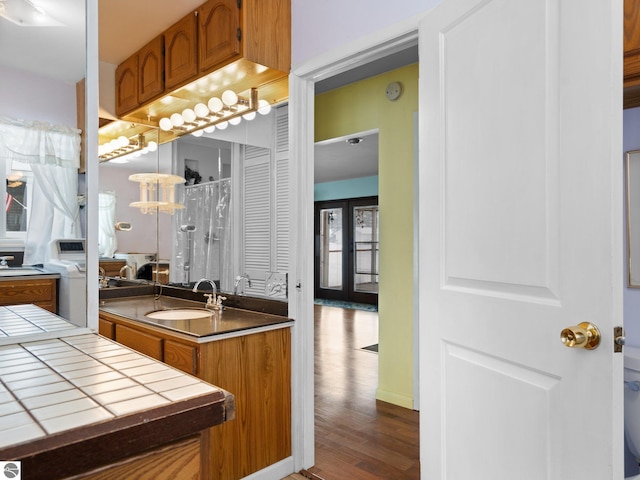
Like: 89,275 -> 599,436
353,205 -> 379,294
319,207 -> 343,290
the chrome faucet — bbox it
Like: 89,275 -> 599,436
119,264 -> 132,279
192,278 -> 225,310
233,273 -> 252,295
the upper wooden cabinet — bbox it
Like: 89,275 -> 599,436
625,0 -> 640,108
198,0 -> 241,73
165,12 -> 199,90
113,0 -> 290,122
115,35 -> 164,116
138,36 -> 165,104
115,55 -> 138,116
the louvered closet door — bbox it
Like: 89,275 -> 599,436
243,145 -> 271,296
241,105 -> 289,299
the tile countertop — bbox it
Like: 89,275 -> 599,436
0,305 -> 234,480
99,295 -> 293,340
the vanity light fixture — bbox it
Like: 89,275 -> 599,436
129,173 -> 186,215
98,134 -> 158,163
158,88 -> 272,137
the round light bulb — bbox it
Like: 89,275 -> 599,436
182,108 -> 196,123
109,139 -> 119,151
243,111 -> 256,121
117,135 -> 129,148
229,116 -> 242,125
191,129 -> 204,137
208,97 -> 224,113
159,117 -> 173,131
98,145 -> 106,156
170,113 -> 185,127
147,141 -> 158,152
204,125 -> 216,133
221,90 -> 238,106
216,121 -> 228,130
257,99 -> 271,115
194,103 -> 209,118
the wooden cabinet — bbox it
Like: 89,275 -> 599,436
625,0 -> 640,108
0,277 -> 57,313
138,36 -> 165,104
165,12 -> 199,90
115,55 -> 138,116
98,310 -> 290,480
78,434 -> 204,480
113,0 -> 290,118
99,260 -> 126,277
115,35 -> 164,116
198,0 -> 241,73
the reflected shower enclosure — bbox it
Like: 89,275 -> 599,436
171,179 -> 232,290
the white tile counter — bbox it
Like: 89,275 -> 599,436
0,305 -> 234,479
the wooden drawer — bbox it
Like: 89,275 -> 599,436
115,324 -> 163,360
98,317 -> 115,339
0,278 -> 57,313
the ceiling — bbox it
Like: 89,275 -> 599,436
0,0 -> 417,184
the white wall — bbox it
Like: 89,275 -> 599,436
291,0 -> 439,67
0,65 -> 77,127
625,107 -> 640,346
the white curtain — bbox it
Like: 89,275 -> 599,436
98,192 -> 117,258
0,116 -> 81,264
170,179 -> 232,289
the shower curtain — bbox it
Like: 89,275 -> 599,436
170,179 -> 232,290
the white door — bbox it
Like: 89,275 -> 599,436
419,0 -> 623,478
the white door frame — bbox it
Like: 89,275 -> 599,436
289,19 -> 423,470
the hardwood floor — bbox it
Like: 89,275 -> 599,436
306,304 -> 420,479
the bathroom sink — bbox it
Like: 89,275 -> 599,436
145,308 -> 214,320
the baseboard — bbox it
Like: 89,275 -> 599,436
376,387 -> 415,409
240,457 -> 295,480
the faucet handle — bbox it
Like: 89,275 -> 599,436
216,295 -> 226,311
204,293 -> 215,306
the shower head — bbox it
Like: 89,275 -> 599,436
180,225 -> 196,232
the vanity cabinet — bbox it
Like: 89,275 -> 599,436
0,277 -> 57,313
77,434 -> 204,480
98,310 -> 290,479
99,259 -> 126,277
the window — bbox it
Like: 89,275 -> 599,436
0,159 -> 32,238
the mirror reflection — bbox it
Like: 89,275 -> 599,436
98,110 -> 288,301
0,0 -> 87,326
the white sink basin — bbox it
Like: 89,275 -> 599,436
145,308 -> 213,320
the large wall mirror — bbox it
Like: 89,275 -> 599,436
0,0 -> 88,325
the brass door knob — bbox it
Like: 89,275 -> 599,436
560,322 -> 601,350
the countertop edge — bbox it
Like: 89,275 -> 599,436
0,389 -> 231,480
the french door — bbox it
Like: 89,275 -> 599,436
314,196 -> 378,305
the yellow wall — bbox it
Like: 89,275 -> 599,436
315,63 -> 418,408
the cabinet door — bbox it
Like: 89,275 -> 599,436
198,0 -> 241,73
98,317 -> 115,339
115,55 -> 138,116
138,35 -> 165,104
165,340 -> 198,375
165,12 -> 198,90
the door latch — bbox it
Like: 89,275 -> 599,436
614,326 -> 625,353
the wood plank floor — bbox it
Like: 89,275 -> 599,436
305,304 -> 420,479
